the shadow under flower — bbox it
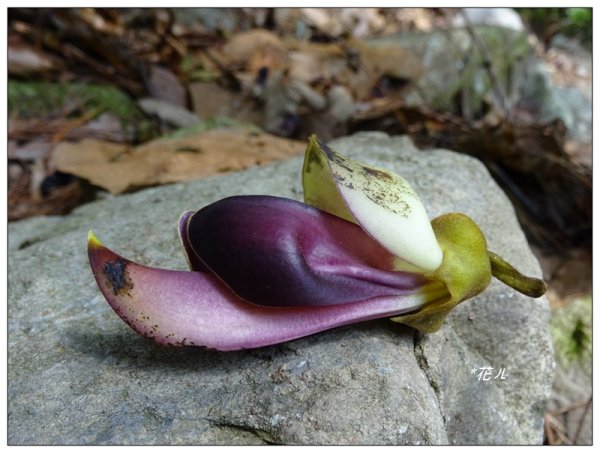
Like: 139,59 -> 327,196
62,317 -> 414,372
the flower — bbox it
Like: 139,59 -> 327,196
88,135 -> 546,350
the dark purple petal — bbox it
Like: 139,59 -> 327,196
183,195 -> 432,306
88,233 -> 447,351
178,210 -> 209,272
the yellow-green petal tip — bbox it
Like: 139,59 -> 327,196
88,230 -> 104,250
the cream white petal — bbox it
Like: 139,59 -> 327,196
303,137 -> 443,272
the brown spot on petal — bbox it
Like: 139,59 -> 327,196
318,140 -> 335,160
102,258 -> 134,297
321,141 -> 355,174
333,158 -> 416,219
362,166 -> 393,181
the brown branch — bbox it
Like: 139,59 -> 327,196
200,47 -> 242,92
545,413 -> 571,445
544,414 -> 557,445
458,9 -> 508,115
549,397 -> 592,416
573,396 -> 592,445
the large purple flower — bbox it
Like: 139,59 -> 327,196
88,135 -> 545,350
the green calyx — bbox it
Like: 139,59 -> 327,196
391,213 -> 490,332
391,213 -> 546,333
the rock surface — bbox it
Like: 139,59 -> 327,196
8,132 -> 554,445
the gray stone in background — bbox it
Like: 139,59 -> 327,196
520,59 -> 592,144
8,132 -> 554,445
137,98 -> 202,128
451,8 -> 525,31
369,26 -> 591,145
369,27 -> 532,118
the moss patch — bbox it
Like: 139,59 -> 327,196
8,80 -> 156,142
550,296 -> 592,373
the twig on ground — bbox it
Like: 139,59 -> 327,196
545,413 -> 571,445
549,397 -> 592,416
572,396 -> 592,445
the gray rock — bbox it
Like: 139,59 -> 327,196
137,98 -> 202,128
520,58 -> 592,144
369,26 -> 591,145
8,132 -> 554,445
369,26 -> 532,116
452,8 -> 525,32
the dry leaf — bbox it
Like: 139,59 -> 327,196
189,82 -> 264,124
51,128 -> 305,194
354,39 -> 424,81
220,29 -> 287,73
8,42 -> 60,76
300,8 -> 386,38
288,39 -> 422,101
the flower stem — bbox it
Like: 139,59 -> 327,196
488,250 -> 547,297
